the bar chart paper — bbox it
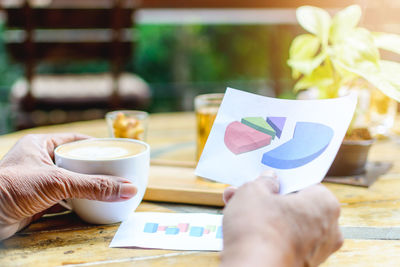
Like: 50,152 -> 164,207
110,212 -> 223,251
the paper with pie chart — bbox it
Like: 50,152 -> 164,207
195,88 -> 357,194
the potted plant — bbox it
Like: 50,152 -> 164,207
288,5 -> 400,176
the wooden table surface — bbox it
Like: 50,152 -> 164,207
1,112 -> 400,266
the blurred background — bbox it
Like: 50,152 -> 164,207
0,0 -> 398,134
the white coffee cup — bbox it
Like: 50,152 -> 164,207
54,138 -> 150,224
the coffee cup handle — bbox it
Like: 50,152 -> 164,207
58,199 -> 73,210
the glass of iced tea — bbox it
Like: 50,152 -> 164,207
368,89 -> 397,138
195,93 -> 224,161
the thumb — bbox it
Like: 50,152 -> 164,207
223,186 -> 237,204
57,169 -> 137,202
251,170 -> 279,194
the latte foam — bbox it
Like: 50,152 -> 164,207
56,139 -> 146,160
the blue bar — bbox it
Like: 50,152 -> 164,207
165,227 -> 180,235
144,223 -> 158,233
189,226 -> 204,237
216,226 -> 223,239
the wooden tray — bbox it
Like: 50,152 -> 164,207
144,165 -> 228,207
144,160 -> 393,208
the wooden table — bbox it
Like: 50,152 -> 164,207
1,112 -> 400,266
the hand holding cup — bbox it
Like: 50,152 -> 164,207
0,134 -> 138,241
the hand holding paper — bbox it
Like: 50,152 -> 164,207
221,171 -> 343,266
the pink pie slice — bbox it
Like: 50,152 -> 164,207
224,121 -> 272,154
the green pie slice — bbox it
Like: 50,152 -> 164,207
241,117 -> 276,139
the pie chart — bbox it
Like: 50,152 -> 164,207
261,122 -> 333,169
224,117 -> 333,169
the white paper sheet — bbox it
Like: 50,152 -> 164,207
110,212 -> 223,251
195,88 -> 357,194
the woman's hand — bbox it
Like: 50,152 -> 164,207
0,134 -> 137,241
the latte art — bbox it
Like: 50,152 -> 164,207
65,146 -> 131,160
56,139 -> 146,160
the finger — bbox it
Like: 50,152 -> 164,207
223,187 -> 237,204
44,203 -> 68,215
251,170 -> 279,194
46,133 -> 92,158
51,133 -> 92,146
19,204 -> 70,233
30,204 -> 68,222
55,168 -> 137,202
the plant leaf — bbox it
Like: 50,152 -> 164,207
288,52 -> 326,76
292,70 -> 301,80
330,5 -> 362,43
365,61 -> 400,102
289,34 -> 320,60
335,59 -> 400,102
296,6 -> 331,45
293,63 -> 334,93
333,28 -> 380,68
287,34 -> 325,76
373,32 -> 400,55
330,55 -> 358,81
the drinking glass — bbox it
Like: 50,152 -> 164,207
106,110 -> 149,141
368,89 -> 397,138
194,93 -> 224,161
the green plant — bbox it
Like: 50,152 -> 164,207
288,5 -> 400,101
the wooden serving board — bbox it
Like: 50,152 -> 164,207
144,165 -> 229,207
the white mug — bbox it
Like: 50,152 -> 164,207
54,138 -> 150,224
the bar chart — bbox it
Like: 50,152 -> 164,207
143,222 -> 223,239
111,213 -> 224,251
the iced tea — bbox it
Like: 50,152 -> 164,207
195,94 -> 224,161
196,106 -> 219,160
368,89 -> 397,137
